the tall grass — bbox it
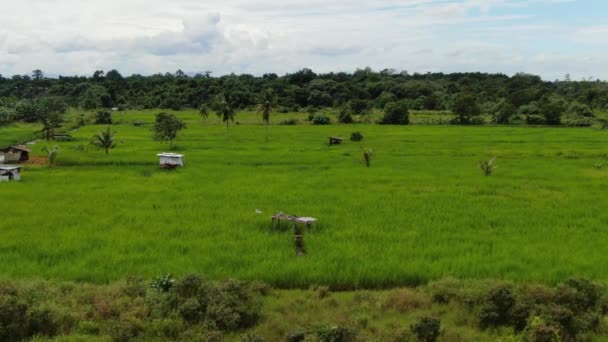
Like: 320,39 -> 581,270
1,110 -> 607,287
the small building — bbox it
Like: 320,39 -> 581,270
0,145 -> 30,163
0,166 -> 22,181
157,153 -> 184,169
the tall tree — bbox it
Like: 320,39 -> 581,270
91,127 -> 118,155
36,97 -> 68,140
153,112 -> 186,148
32,69 -> 44,80
255,89 -> 275,142
451,93 -> 481,124
216,94 -> 236,139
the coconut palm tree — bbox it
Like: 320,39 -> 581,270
91,126 -> 118,155
255,89 -> 275,143
216,94 -> 236,139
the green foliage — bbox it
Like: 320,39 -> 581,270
94,110 -> 112,125
381,100 -> 409,125
348,99 -> 368,115
451,93 -> 481,124
337,106 -> 354,123
151,274 -> 175,292
479,286 -> 516,329
362,148 -> 374,167
479,157 -> 497,176
539,96 -> 566,125
350,131 -> 363,141
42,145 -> 60,166
311,113 -> 331,125
153,112 -> 186,148
199,104 -> 209,119
410,317 -> 441,342
492,99 -> 516,124
90,126 -> 118,155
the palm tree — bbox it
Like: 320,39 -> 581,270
91,126 -> 117,155
216,95 -> 236,139
255,89 -> 275,142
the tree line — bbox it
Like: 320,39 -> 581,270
1,68 -> 607,128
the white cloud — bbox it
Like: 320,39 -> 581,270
0,0 -> 605,80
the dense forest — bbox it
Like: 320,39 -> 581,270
1,68 -> 607,127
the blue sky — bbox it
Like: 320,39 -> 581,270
0,0 -> 607,80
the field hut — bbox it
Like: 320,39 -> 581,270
0,165 -> 22,181
0,145 -> 30,163
157,153 -> 184,169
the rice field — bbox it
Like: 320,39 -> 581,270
1,110 -> 607,287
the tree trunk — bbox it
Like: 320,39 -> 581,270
265,121 -> 269,143
226,120 -> 230,140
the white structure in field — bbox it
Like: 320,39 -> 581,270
157,153 -> 184,169
0,165 -> 22,181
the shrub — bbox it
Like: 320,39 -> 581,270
479,286 -> 516,329
316,286 -> 330,299
562,115 -> 595,127
0,294 -> 29,341
280,118 -> 299,125
383,289 -> 431,313
381,100 -> 409,125
337,107 -> 354,123
526,114 -> 546,125
151,274 -> 175,292
525,317 -> 560,342
362,148 -> 374,167
350,131 -> 363,141
348,99 -> 368,115
312,113 -> 331,125
479,157 -> 497,176
451,93 -> 481,124
410,317 -> 441,342
313,324 -> 358,342
94,110 -> 112,124
492,99 -> 516,124
567,102 -> 594,117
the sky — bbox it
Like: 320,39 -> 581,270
0,0 -> 607,80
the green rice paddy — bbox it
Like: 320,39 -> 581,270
1,111 -> 607,287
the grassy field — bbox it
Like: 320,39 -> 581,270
1,110 -> 607,287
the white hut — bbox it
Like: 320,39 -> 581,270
157,153 -> 184,169
0,165 -> 22,181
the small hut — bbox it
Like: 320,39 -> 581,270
0,166 -> 22,181
0,145 -> 30,163
157,153 -> 184,169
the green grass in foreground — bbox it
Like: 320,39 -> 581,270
0,110 -> 607,287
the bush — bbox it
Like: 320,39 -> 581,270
479,286 -> 516,329
383,289 -> 431,313
350,131 -> 363,141
337,107 -> 354,123
314,324 -> 358,342
312,113 -> 331,125
525,317 -> 560,342
151,274 -> 175,292
280,118 -> 298,125
562,115 -> 595,127
94,110 -> 112,124
410,317 -> 441,342
526,114 -> 546,125
451,93 -> 481,124
381,100 -> 409,125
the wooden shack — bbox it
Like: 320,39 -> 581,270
0,166 -> 22,181
157,153 -> 184,169
0,145 -> 30,163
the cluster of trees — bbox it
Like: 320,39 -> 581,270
1,68 -> 607,128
